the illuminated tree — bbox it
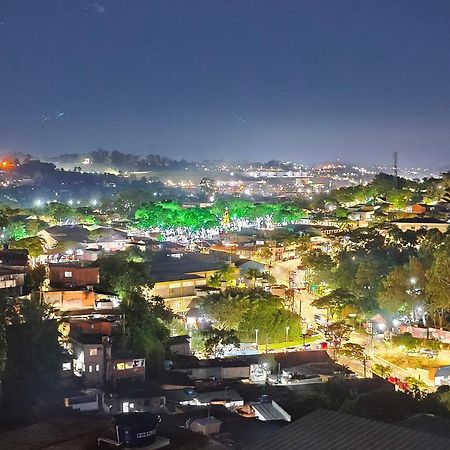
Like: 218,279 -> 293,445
340,342 -> 370,377
43,202 -> 77,223
6,222 -> 28,241
9,236 -> 45,258
378,257 -> 426,317
425,240 -> 450,328
202,327 -> 240,357
312,288 -> 358,320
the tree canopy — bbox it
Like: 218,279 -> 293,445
201,288 -> 302,344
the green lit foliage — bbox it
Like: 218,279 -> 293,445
134,199 -> 306,230
6,221 -> 28,241
135,201 -> 219,230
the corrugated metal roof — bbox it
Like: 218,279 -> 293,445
246,409 -> 450,450
252,401 -> 290,422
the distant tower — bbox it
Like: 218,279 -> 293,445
393,152 -> 398,189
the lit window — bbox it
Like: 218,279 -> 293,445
125,361 -> 134,369
95,364 -> 100,372
89,348 -> 97,356
116,362 -> 125,370
88,365 -> 93,373
64,271 -> 73,278
62,362 -> 71,371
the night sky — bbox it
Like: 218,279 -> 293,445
1,1 -> 450,166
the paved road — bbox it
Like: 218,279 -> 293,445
270,259 -> 317,328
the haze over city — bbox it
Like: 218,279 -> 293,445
1,1 -> 450,166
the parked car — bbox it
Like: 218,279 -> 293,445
420,348 -> 438,358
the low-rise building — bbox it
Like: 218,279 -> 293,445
49,263 -> 100,288
41,289 -> 96,310
0,246 -> 29,270
70,334 -> 146,389
169,335 -> 191,356
390,217 -> 449,233
0,268 -> 26,296
171,355 -> 250,381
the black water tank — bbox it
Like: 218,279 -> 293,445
114,412 -> 161,447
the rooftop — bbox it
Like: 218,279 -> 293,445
149,250 -> 239,282
391,217 -> 448,224
247,409 -> 450,450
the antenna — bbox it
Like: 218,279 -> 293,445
393,152 -> 398,189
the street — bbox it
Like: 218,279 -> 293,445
270,258 -> 317,327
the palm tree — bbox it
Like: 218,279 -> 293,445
245,268 -> 262,288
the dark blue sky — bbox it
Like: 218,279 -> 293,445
1,1 -> 450,166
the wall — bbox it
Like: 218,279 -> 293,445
49,266 -> 100,288
42,290 -> 96,309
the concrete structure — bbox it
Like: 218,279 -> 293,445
49,263 -> 100,288
41,289 -> 96,310
0,246 -> 29,269
168,335 -> 191,356
148,251 -> 240,314
190,417 -> 222,436
171,355 -> 250,381
390,217 -> 449,233
0,268 -> 25,296
70,335 -> 146,389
